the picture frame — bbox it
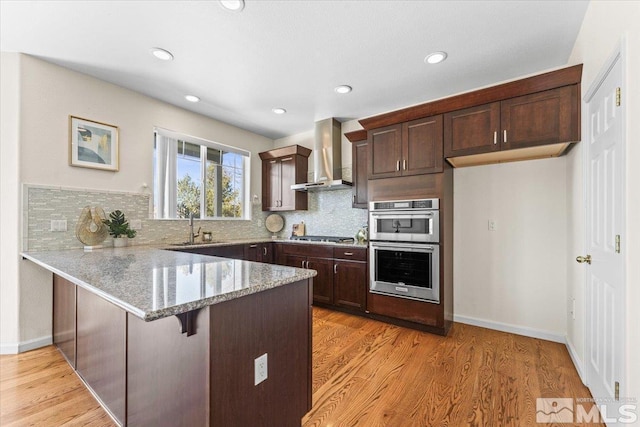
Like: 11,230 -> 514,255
69,116 -> 119,171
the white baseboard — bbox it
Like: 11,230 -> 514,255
565,337 -> 586,384
454,314 -> 565,343
0,335 -> 52,355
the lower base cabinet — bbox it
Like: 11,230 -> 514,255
76,287 -> 127,425
276,244 -> 368,312
243,242 -> 274,263
127,310 -> 209,427
52,274 -> 312,427
53,275 -> 76,367
334,259 -> 366,311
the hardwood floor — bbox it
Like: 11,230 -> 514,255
1,308 -> 600,426
0,345 -> 114,426
304,308 -> 601,426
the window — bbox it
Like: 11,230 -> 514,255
153,129 -> 250,219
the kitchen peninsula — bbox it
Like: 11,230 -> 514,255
22,246 -> 316,427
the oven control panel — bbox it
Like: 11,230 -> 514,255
370,198 -> 439,211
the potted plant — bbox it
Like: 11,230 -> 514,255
103,210 -> 137,247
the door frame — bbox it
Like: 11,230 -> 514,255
582,38 -> 627,398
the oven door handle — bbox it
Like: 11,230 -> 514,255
370,242 -> 437,252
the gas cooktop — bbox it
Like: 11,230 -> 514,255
290,235 -> 355,244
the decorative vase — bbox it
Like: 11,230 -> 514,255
113,237 -> 128,248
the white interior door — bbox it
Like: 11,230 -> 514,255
583,52 -> 625,423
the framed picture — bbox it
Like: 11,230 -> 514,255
69,116 -> 119,171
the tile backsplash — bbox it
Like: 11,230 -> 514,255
278,189 -> 368,239
23,184 -> 367,251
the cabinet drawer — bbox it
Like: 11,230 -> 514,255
333,247 -> 367,261
280,243 -> 333,258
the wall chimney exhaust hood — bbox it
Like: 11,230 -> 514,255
291,118 -> 352,192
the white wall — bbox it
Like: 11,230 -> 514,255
567,0 -> 640,410
1,54 -> 274,352
0,53 -> 21,352
453,158 -> 568,341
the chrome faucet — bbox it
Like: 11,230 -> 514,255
188,213 -> 201,244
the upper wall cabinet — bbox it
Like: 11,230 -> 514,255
358,64 -> 583,169
444,86 -> 580,166
345,130 -> 369,209
368,115 -> 443,180
259,145 -> 311,211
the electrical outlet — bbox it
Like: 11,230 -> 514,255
50,219 -> 67,232
488,220 -> 497,231
130,219 -> 142,230
571,298 -> 576,320
254,353 -> 268,385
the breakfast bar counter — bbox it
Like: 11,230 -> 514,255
22,246 -> 316,321
22,246 -> 316,427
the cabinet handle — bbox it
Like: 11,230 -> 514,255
301,260 -> 306,268
263,247 -> 267,256
334,264 -> 337,274
396,160 -> 400,171
353,195 -> 356,203
343,252 -> 353,256
250,244 -> 257,248
403,159 -> 407,170
503,130 -> 507,143
493,131 -> 497,145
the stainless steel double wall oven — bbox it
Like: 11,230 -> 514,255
369,198 -> 440,303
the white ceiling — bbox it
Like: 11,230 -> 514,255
0,0 -> 589,139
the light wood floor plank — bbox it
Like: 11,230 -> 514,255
1,308 -> 600,426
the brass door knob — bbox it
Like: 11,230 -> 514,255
576,255 -> 592,264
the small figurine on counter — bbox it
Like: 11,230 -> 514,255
356,224 -> 368,244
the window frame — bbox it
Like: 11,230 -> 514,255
153,128 -> 251,221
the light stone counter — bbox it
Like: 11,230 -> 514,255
22,246 -> 316,321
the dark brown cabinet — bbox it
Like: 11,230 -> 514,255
444,86 -> 580,159
352,136 -> 369,208
278,244 -> 335,304
52,273 -> 312,426
259,145 -> 311,211
53,275 -> 76,367
276,243 -> 367,311
443,102 -> 500,157
368,115 -> 443,179
244,242 -> 274,263
333,247 -> 367,311
76,287 -> 127,425
306,257 -> 335,304
501,85 -> 579,149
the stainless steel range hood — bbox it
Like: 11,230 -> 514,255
291,118 -> 352,192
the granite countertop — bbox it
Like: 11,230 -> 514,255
22,246 -> 316,322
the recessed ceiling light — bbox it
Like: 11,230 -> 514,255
334,85 -> 352,94
151,48 -> 174,61
185,95 -> 200,103
425,51 -> 448,64
219,0 -> 245,12
272,108 -> 287,115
